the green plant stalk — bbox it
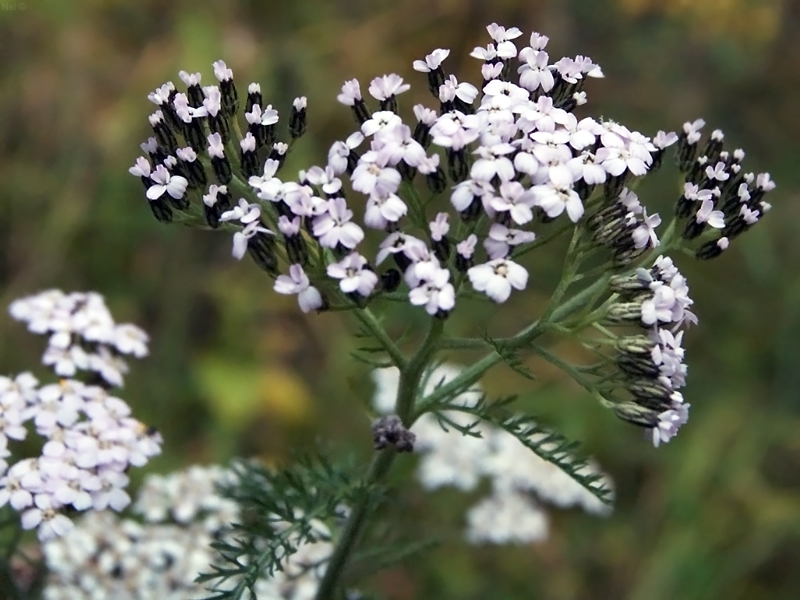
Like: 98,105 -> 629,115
416,271 -> 612,414
396,318 -> 445,423
314,316 -> 443,598
353,308 -> 407,370
313,449 -> 396,600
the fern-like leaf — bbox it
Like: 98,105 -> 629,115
447,399 -> 613,506
198,454 -> 371,599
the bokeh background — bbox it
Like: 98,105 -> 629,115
1,0 -> 799,598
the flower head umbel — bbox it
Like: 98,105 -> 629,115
129,21 -> 776,489
120,20 -> 781,600
2,291 -> 160,541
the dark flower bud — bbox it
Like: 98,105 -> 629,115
380,269 -> 402,293
372,415 -> 416,452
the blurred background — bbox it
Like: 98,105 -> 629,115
1,0 -> 799,598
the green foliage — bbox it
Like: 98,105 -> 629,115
483,334 -> 537,380
199,454 -> 370,599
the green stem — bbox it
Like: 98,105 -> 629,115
314,316 -> 444,598
512,221 -> 575,259
396,318 -> 445,423
528,343 -> 599,394
353,309 -> 407,370
416,271 -> 612,415
313,450 -> 396,600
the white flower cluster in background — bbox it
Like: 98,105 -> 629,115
0,291 -> 160,541
42,465 -> 333,600
372,365 -> 612,544
9,290 -> 149,387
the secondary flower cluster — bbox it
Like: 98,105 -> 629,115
604,255 -> 693,445
0,291 -> 160,541
42,465 -> 332,600
372,365 -> 612,544
674,120 -> 774,260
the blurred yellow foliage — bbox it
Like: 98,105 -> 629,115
618,0 -> 780,44
195,358 -> 312,431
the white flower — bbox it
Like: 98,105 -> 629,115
413,48 -> 451,72
219,198 -> 261,224
351,150 -> 401,196
651,403 -> 690,447
212,59 -> 232,81
303,165 -> 342,196
22,494 -> 74,541
112,324 -> 149,358
517,48 -> 554,92
128,157 -> 151,178
439,75 -> 479,105
231,221 -> 273,260
451,179 -> 493,213
429,212 -> 450,241
630,209 -> 662,249
0,459 -> 42,510
328,132 -> 364,175
531,168 -> 584,222
653,130 -> 679,149
695,199 -> 725,228
429,111 -> 481,149
596,145 -> 649,177
486,23 -> 523,42
471,143 -> 516,182
326,253 -> 378,297
42,345 -> 90,378
683,182 -> 714,202
364,193 -> 408,230
375,232 -> 428,266
360,111 -> 402,138
0,372 -> 39,411
705,162 -> 730,182
248,158 -> 282,198
145,165 -> 188,201
489,181 -> 536,225
566,151 -> 607,185
403,244 -> 441,288
312,198 -> 365,249
337,79 -> 361,105
484,223 -> 536,259
373,123 -> 427,168
408,268 -> 455,315
274,265 -> 324,313
368,74 -> 410,101
467,258 -> 528,303
457,234 -> 478,260
683,118 -> 705,143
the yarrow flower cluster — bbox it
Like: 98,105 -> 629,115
119,20 -> 781,599
372,365 -> 612,544
129,23 -> 776,447
0,291 -> 161,541
42,465 -> 333,599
